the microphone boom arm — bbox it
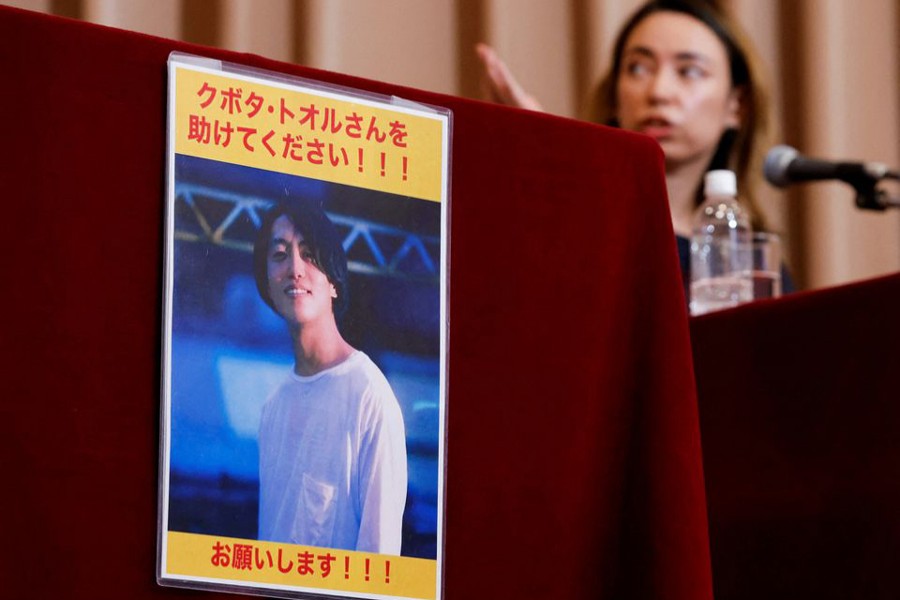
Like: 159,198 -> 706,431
855,169 -> 900,211
764,145 -> 900,211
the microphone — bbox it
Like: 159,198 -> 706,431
764,145 -> 894,189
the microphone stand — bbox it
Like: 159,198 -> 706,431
853,169 -> 900,211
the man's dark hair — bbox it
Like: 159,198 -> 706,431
253,200 -> 350,319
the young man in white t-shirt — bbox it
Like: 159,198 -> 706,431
253,200 -> 407,555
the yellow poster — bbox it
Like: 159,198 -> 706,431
158,53 -> 450,600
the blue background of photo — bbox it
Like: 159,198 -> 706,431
166,154 -> 442,559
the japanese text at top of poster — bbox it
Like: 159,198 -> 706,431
174,64 -> 446,203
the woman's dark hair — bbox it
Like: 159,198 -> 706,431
253,200 -> 350,319
587,0 -> 773,229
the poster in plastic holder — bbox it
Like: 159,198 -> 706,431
158,53 -> 451,600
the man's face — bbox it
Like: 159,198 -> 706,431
266,215 -> 337,328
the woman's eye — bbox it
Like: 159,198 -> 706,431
270,250 -> 287,261
625,61 -> 650,76
680,64 -> 706,79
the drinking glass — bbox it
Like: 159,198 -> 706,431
751,232 -> 782,300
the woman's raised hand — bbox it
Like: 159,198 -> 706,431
475,43 -> 544,111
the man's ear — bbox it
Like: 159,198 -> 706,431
330,284 -> 338,299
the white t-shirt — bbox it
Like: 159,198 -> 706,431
258,351 -> 407,554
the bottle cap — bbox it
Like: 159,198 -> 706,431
704,169 -> 737,197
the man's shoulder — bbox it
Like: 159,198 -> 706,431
344,352 -> 395,399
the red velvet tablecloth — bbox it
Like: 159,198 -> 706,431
2,6 -> 709,599
692,273 -> 900,600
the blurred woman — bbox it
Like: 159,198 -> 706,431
477,0 -> 789,292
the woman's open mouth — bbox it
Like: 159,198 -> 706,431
639,117 -> 674,139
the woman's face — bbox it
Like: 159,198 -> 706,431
614,11 -> 741,169
266,215 -> 337,328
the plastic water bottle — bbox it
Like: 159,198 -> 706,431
689,170 -> 753,316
